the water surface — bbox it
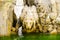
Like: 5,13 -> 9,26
0,33 -> 60,40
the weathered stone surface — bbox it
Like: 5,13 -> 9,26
17,0 -> 60,34
20,5 -> 39,33
0,0 -> 15,36
1,0 -> 60,35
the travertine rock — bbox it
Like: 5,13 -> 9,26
57,26 -> 60,33
48,25 -> 53,32
50,29 -> 57,34
20,5 -> 39,33
1,0 -> 59,34
19,0 -> 60,34
17,0 -> 60,34
0,0 -> 15,36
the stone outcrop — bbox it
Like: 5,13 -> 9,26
1,0 -> 60,35
19,0 -> 60,34
0,0 -> 15,36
